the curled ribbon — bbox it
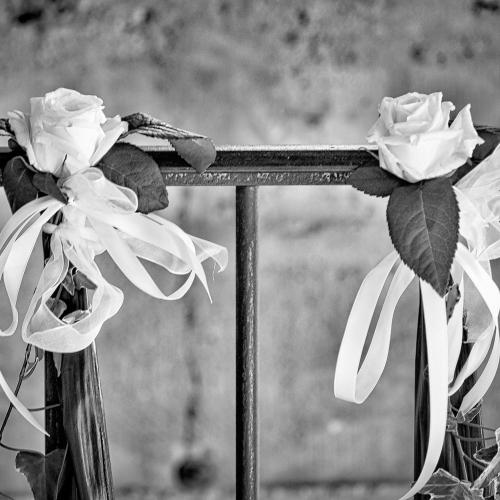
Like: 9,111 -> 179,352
334,145 -> 500,500
0,167 -> 228,434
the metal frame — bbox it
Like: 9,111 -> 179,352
0,144 -> 392,500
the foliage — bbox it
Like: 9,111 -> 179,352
348,166 -> 406,197
122,112 -> 216,173
96,142 -> 169,214
420,428 -> 500,499
2,156 -> 38,212
420,469 -> 484,499
386,178 -> 459,296
32,172 -> 67,204
16,449 -> 65,500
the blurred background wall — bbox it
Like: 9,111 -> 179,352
0,1 -> 499,498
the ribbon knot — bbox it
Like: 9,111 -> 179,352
0,166 -> 228,435
334,145 -> 500,500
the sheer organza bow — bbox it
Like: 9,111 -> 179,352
0,167 -> 227,433
334,145 -> 500,500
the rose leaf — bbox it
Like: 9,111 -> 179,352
0,118 -> 13,137
32,173 -> 68,204
16,449 -> 65,500
2,156 -> 38,212
387,178 -> 459,296
473,126 -> 500,162
419,469 -> 483,499
349,166 -> 406,197
122,112 -> 216,173
96,142 -> 168,213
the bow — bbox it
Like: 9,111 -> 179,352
334,145 -> 500,500
0,167 -> 227,434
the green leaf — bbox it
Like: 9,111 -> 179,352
7,139 -> 23,154
349,166 -> 406,197
122,112 -> 217,173
474,429 -> 500,490
0,118 -> 13,137
476,444 -> 498,464
2,156 -> 38,212
420,469 -> 484,499
32,173 -> 67,204
16,449 -> 65,500
473,126 -> 500,162
96,143 -> 168,214
387,178 -> 459,296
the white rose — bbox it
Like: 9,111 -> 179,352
367,92 -> 483,182
7,88 -> 127,177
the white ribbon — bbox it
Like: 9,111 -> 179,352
0,167 -> 228,433
334,145 -> 500,499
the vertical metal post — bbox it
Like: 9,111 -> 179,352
235,186 -> 259,500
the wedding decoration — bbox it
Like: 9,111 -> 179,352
334,92 -> 500,499
0,89 -> 227,438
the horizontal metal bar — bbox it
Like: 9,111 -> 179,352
0,145 -> 378,186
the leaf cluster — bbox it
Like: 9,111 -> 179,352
421,426 -> 500,499
350,127 -> 500,296
122,112 -> 217,173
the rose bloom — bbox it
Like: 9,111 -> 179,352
8,88 -> 127,177
367,92 -> 484,182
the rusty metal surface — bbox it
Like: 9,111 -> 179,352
236,186 -> 259,500
0,145 -> 377,186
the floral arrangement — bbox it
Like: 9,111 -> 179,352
335,92 -> 500,499
0,88 -> 227,497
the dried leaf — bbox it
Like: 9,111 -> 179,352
96,143 -> 168,213
2,156 -> 38,212
169,137 -> 217,174
16,449 -> 65,500
349,166 -> 406,197
387,178 -> 459,296
32,173 -> 67,204
122,112 -> 216,173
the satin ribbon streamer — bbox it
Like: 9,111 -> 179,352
334,145 -> 500,500
0,167 -> 228,434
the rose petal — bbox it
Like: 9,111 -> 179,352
7,111 -> 38,167
90,117 -> 128,166
450,104 -> 484,157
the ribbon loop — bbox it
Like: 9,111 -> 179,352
0,167 -> 227,434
